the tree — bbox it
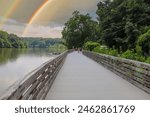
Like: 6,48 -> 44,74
0,30 -> 11,48
62,11 -> 99,49
0,38 -> 4,48
137,29 -> 150,56
0,30 -> 27,48
8,34 -> 20,48
0,30 -> 8,39
125,21 -> 140,50
96,0 -> 150,52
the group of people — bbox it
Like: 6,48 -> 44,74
74,47 -> 82,53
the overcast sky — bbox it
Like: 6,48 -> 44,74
0,0 -> 100,38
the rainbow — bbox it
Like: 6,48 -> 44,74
22,0 -> 54,36
0,0 -> 55,37
28,0 -> 49,25
0,0 -> 21,28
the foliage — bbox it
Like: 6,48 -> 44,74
145,57 -> 150,63
23,37 -> 62,48
135,55 -> 146,62
48,44 -> 67,52
61,0 -> 150,63
136,29 -> 150,56
0,30 -> 27,48
84,41 -> 100,51
96,0 -> 150,52
108,49 -> 119,56
121,50 -> 146,62
92,0 -> 149,63
62,11 -> 99,49
125,21 -> 140,50
121,50 -> 136,60
93,45 -> 119,56
93,46 -> 109,54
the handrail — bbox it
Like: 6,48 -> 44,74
83,51 -> 150,94
1,50 -> 70,100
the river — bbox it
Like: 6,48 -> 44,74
0,48 -> 57,96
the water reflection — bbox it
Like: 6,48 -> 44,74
0,49 -> 27,65
0,48 -> 56,96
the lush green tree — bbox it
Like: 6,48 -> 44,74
0,30 -> 27,48
125,21 -> 140,50
137,29 -> 150,56
8,34 -> 23,48
0,38 -> 4,47
96,0 -> 150,53
23,37 -> 61,48
0,31 -> 12,48
62,11 -> 99,49
0,30 -> 8,39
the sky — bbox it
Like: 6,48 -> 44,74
0,0 -> 100,38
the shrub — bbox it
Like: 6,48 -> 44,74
93,46 -> 100,53
93,46 -> 119,56
137,29 -> 150,55
84,41 -> 100,51
135,55 -> 146,62
121,50 -> 136,60
93,45 -> 109,54
121,50 -> 146,62
145,57 -> 150,64
108,49 -> 118,56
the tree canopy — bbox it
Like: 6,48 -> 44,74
96,0 -> 150,52
0,30 -> 27,48
62,11 -> 99,49
22,37 -> 62,48
61,0 -> 150,63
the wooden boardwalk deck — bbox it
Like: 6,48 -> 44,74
45,51 -> 150,100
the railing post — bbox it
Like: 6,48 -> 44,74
1,50 -> 72,100
83,50 -> 150,94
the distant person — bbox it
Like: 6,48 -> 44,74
80,48 -> 82,52
78,48 -> 80,53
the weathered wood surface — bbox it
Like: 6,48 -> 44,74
83,51 -> 150,94
0,51 -> 69,100
46,51 -> 150,100
1,50 -> 150,100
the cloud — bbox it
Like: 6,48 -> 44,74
0,16 -> 24,25
0,0 -> 46,23
0,17 -> 25,36
0,17 -> 62,38
1,23 -> 63,38
0,0 -> 101,38
29,0 -> 100,25
23,25 -> 63,38
1,24 -> 25,36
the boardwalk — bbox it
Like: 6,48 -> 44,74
45,51 -> 150,100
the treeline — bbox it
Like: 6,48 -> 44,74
62,0 -> 150,63
0,30 -> 27,48
0,30 -> 62,49
22,37 -> 62,48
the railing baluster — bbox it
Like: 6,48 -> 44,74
1,50 -> 73,100
83,51 -> 150,94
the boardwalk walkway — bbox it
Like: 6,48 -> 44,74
45,51 -> 150,100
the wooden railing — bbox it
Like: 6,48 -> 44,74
83,51 -> 150,94
1,51 -> 70,100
